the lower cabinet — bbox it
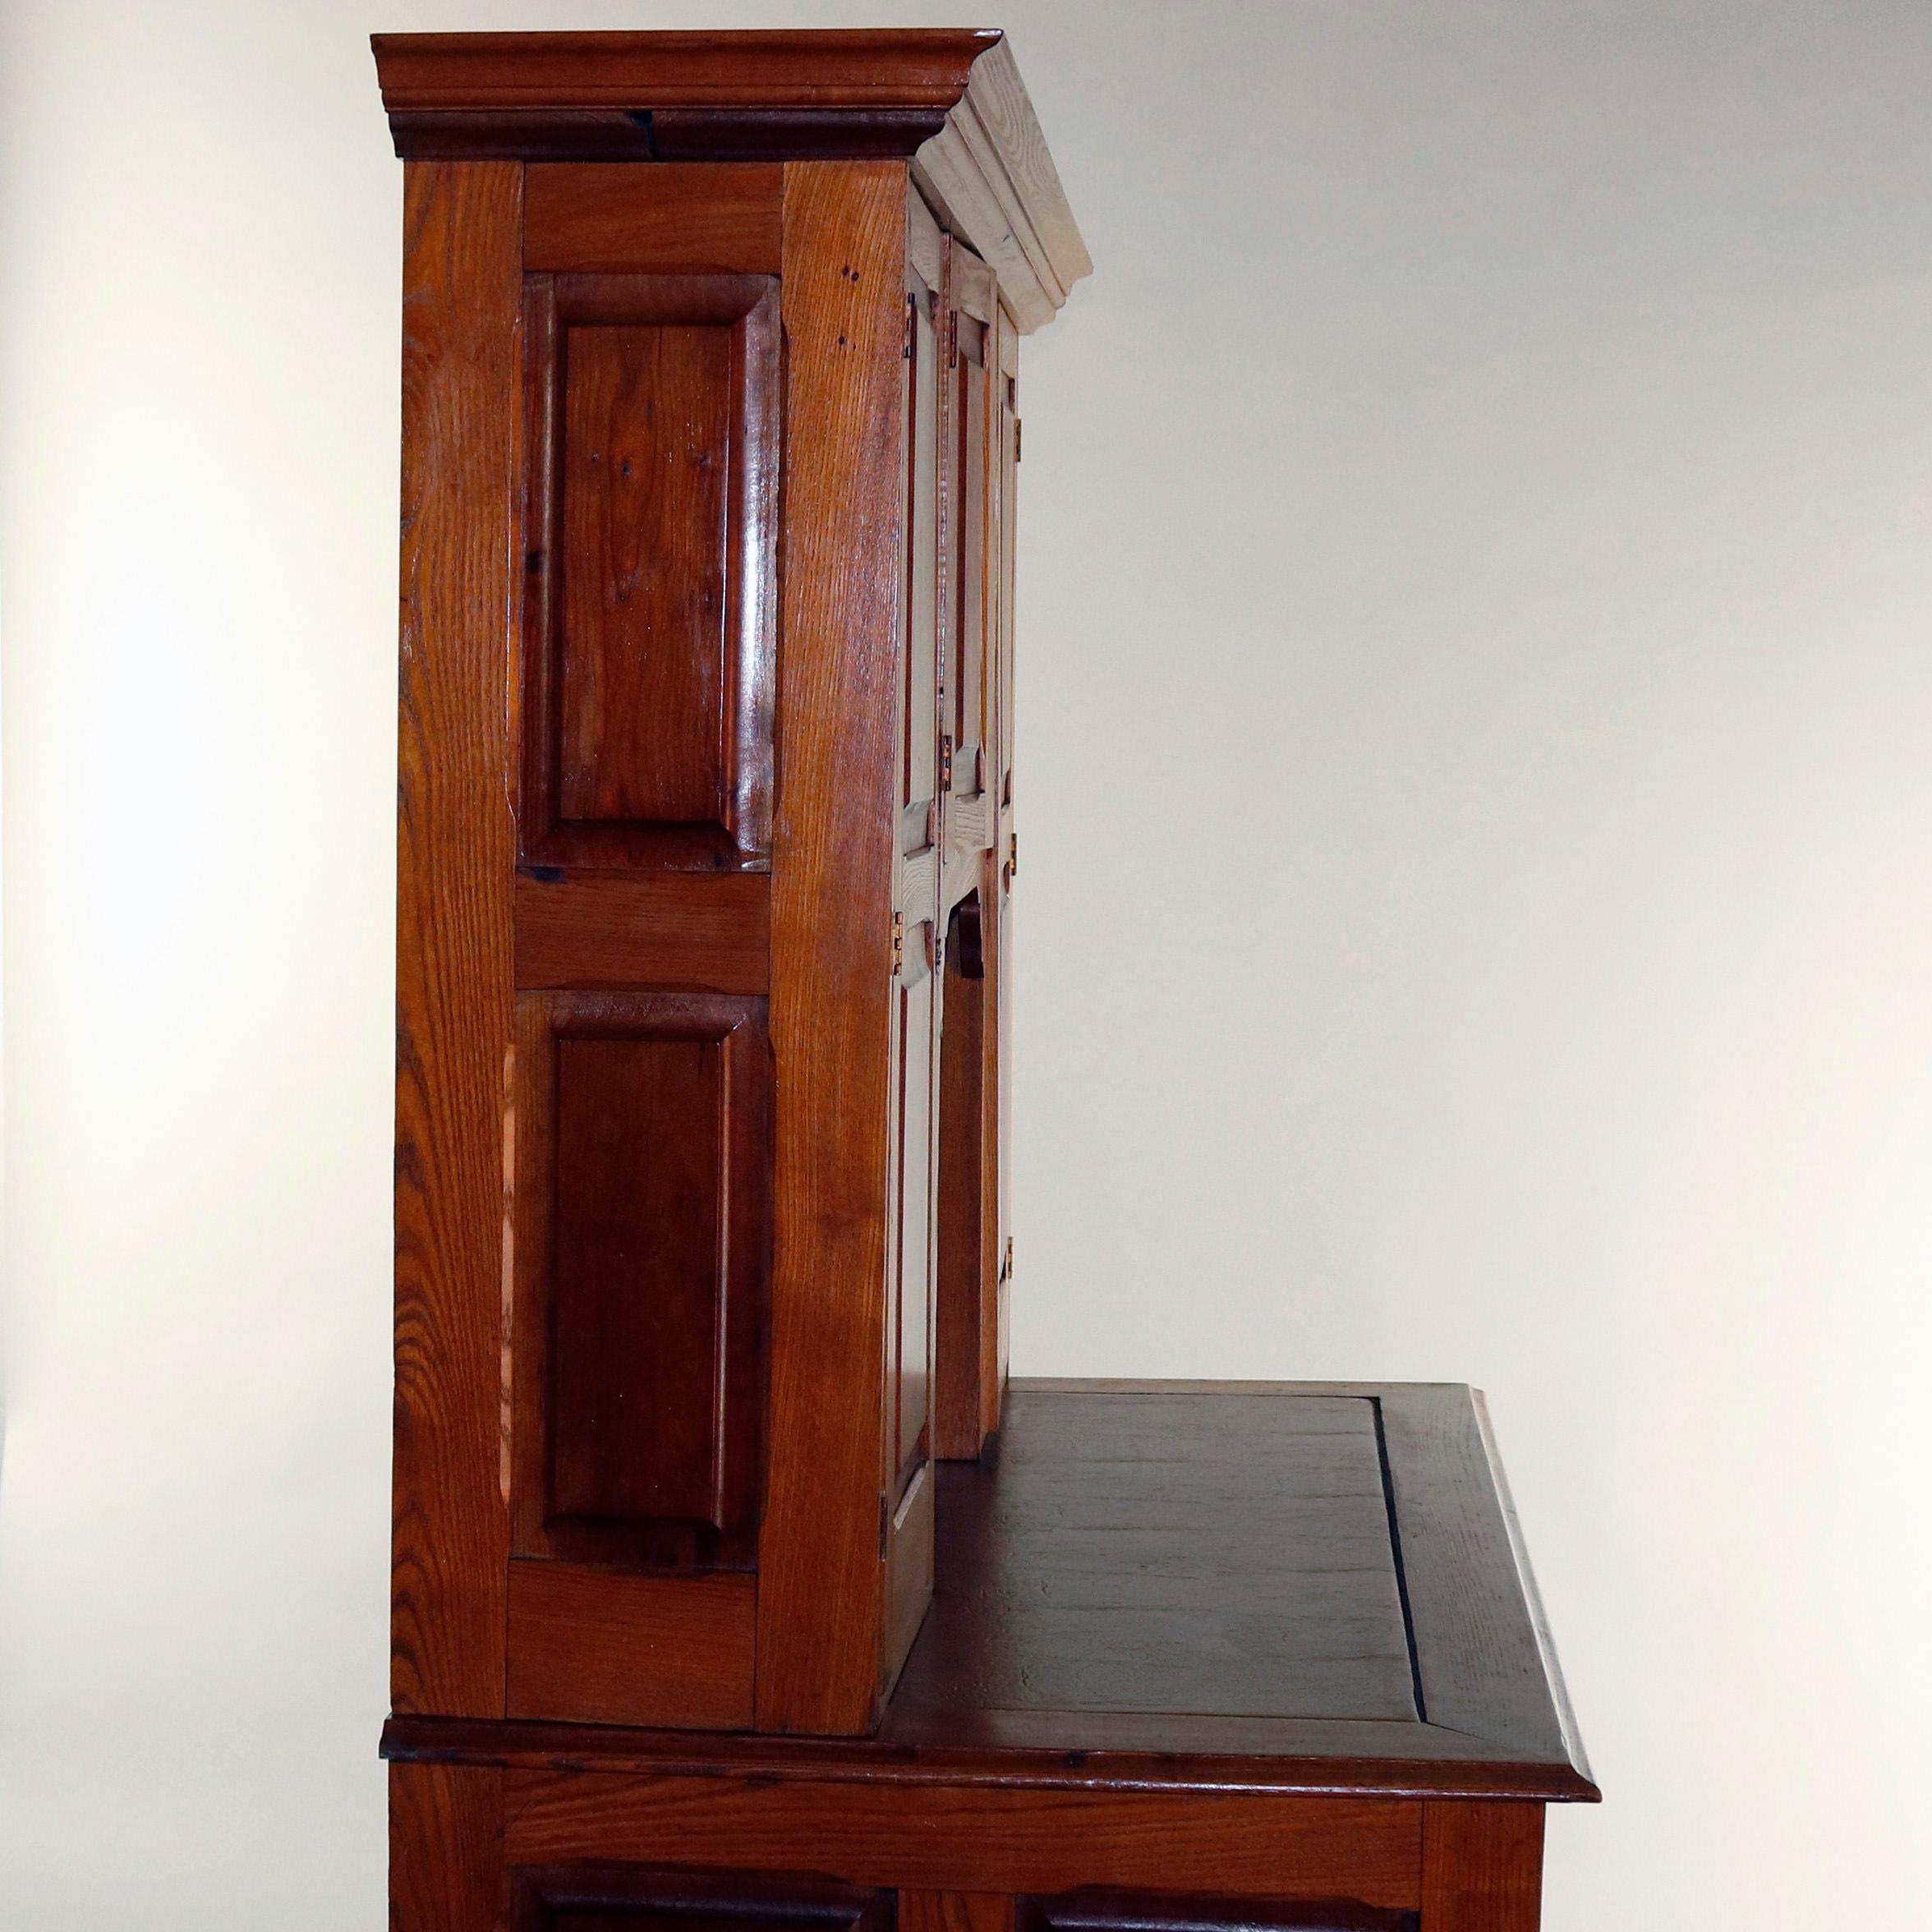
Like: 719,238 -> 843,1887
506,1874 -> 1412,1932
390,1762 -> 1543,1932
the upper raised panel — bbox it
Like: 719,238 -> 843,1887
522,273 -> 778,872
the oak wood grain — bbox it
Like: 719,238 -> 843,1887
515,871 -> 770,995
390,1761 -> 504,1932
1418,1803 -> 1543,1932
519,274 -> 778,872
755,159 -> 910,1736
526,163 -> 783,274
385,1708 -> 1596,1803
504,1561 -> 755,1729
902,1892 -> 1014,1932
503,1774 -> 1424,1907
391,158 -> 522,1721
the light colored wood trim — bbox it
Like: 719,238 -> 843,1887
913,39 -> 1092,334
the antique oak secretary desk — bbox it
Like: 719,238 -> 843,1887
372,29 -> 1597,1932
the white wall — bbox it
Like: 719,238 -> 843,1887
4,3 -> 1929,1926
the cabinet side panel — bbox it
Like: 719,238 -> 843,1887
392,1761 -> 505,1932
758,159 -> 911,1735
393,158 -> 522,1719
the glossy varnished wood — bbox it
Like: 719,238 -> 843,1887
519,271 -> 779,872
391,1761 -> 501,1932
370,30 -> 1092,331
502,1774 -> 1424,1907
1418,1804 -> 1543,1932
391,159 -> 522,1720
504,1562 -> 755,1730
756,159 -> 916,1736
525,163 -> 783,274
514,872 -> 770,995
385,1382 -> 1594,1804
510,991 -> 769,1576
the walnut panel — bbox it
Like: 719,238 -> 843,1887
522,274 -> 779,872
512,991 -> 769,1572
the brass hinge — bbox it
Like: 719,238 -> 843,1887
940,734 -> 954,789
890,910 -> 905,975
1014,417 -> 1023,463
945,303 -> 959,368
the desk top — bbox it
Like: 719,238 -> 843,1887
385,1381 -> 1596,1802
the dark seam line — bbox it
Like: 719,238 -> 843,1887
1371,1393 -> 1428,1724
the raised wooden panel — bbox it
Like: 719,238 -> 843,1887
1018,1890 -> 1416,1932
551,1029 -> 728,1527
505,1562 -> 756,1730
561,320 -> 731,823
513,1864 -> 891,1932
522,274 -> 778,872
511,991 -> 769,1571
526,163 -> 784,274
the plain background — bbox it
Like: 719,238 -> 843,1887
3,1 -> 1930,1924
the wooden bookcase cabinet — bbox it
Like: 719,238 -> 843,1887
376,30 -> 1595,1932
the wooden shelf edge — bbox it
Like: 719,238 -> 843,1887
380,1714 -> 1600,1805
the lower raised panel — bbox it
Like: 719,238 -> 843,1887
511,991 -> 770,1572
1019,1889 -> 1415,1932
514,1865 -> 890,1932
505,1560 -> 755,1729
